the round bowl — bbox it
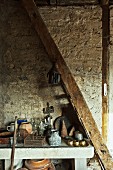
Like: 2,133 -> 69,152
73,140 -> 80,147
67,140 -> 74,146
79,140 -> 87,147
25,159 -> 51,170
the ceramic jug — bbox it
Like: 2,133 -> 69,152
19,122 -> 32,134
48,129 -> 61,146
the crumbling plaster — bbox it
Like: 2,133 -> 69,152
39,5 -> 102,131
1,1 -> 113,169
0,1 -> 69,126
0,1 -> 102,132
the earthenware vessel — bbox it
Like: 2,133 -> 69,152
25,159 -> 51,170
19,122 -> 32,134
48,129 -> 61,146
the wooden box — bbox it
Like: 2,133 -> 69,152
24,134 -> 46,147
0,137 -> 10,144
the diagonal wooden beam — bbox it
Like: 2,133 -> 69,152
21,0 -> 113,169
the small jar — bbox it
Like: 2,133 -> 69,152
74,131 -> 83,141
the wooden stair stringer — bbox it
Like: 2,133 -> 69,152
21,0 -> 113,169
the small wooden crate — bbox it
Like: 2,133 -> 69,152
24,134 -> 46,147
0,137 -> 10,144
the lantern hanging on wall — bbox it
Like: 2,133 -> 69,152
47,64 -> 61,85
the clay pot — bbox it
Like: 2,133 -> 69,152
25,159 -> 51,170
48,129 -> 61,146
19,122 -> 32,134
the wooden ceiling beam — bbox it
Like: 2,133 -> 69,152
35,0 -> 99,6
21,0 -> 113,169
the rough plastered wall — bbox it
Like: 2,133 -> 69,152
0,1 -> 102,131
0,0 -> 70,127
0,1 -> 102,169
39,6 -> 102,131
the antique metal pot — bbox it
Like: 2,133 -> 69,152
25,159 -> 55,170
74,131 -> 83,141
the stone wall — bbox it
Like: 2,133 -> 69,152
39,5 -> 102,131
0,1 -> 70,127
0,1 -> 103,169
0,1 -> 102,131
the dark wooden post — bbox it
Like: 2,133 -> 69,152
102,0 -> 110,143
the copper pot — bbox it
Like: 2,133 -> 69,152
25,159 -> 51,170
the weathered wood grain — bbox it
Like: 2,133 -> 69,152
102,3 -> 110,142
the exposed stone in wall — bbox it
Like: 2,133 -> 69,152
39,5 -> 102,131
0,1 -> 103,169
0,1 -> 102,132
0,1 -> 69,126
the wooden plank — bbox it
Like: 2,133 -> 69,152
35,0 -> 99,6
21,0 -> 113,169
102,4 -> 110,142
